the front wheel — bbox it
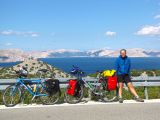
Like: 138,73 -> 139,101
39,88 -> 61,105
100,87 -> 118,102
64,84 -> 84,104
3,85 -> 22,107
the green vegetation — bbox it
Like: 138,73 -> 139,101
0,86 -> 160,105
131,69 -> 160,76
0,91 -> 3,105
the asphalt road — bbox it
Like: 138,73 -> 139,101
0,102 -> 160,120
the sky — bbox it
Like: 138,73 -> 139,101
0,0 -> 160,51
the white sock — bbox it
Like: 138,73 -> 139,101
135,95 -> 139,98
119,96 -> 122,98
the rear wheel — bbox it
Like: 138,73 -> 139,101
3,85 -> 22,107
39,87 -> 61,105
64,84 -> 84,104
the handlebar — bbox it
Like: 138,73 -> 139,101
14,70 -> 28,78
70,65 -> 85,76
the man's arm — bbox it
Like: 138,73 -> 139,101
115,58 -> 119,75
128,58 -> 131,75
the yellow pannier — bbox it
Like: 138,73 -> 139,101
101,70 -> 116,77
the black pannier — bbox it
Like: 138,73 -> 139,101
45,79 -> 60,95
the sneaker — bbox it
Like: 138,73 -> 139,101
119,98 -> 123,103
134,97 -> 144,102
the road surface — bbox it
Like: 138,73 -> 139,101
0,100 -> 160,120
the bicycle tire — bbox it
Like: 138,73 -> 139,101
39,87 -> 61,105
64,84 -> 84,104
3,85 -> 22,107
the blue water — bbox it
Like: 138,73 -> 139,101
0,62 -> 20,68
40,57 -> 160,74
0,57 -> 160,74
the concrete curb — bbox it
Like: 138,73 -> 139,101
1,99 -> 160,110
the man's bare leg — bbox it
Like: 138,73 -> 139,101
127,82 -> 138,97
127,82 -> 144,102
118,82 -> 124,103
118,82 -> 123,98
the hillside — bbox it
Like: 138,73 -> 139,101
0,58 -> 70,79
0,48 -> 160,62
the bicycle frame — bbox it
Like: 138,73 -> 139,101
75,72 -> 102,93
81,78 -> 95,90
72,67 -> 106,95
83,78 -> 105,91
15,78 -> 47,97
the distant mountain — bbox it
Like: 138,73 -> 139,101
0,49 -> 28,62
48,48 -> 160,57
0,48 -> 160,62
48,49 -> 88,58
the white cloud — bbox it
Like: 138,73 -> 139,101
0,42 -> 13,46
0,30 -> 39,37
105,31 -> 116,36
154,14 -> 160,19
5,42 -> 13,46
25,32 -> 39,37
135,25 -> 160,36
1,30 -> 14,35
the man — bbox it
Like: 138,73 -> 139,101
115,49 -> 144,103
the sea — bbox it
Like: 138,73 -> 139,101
0,57 -> 159,74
